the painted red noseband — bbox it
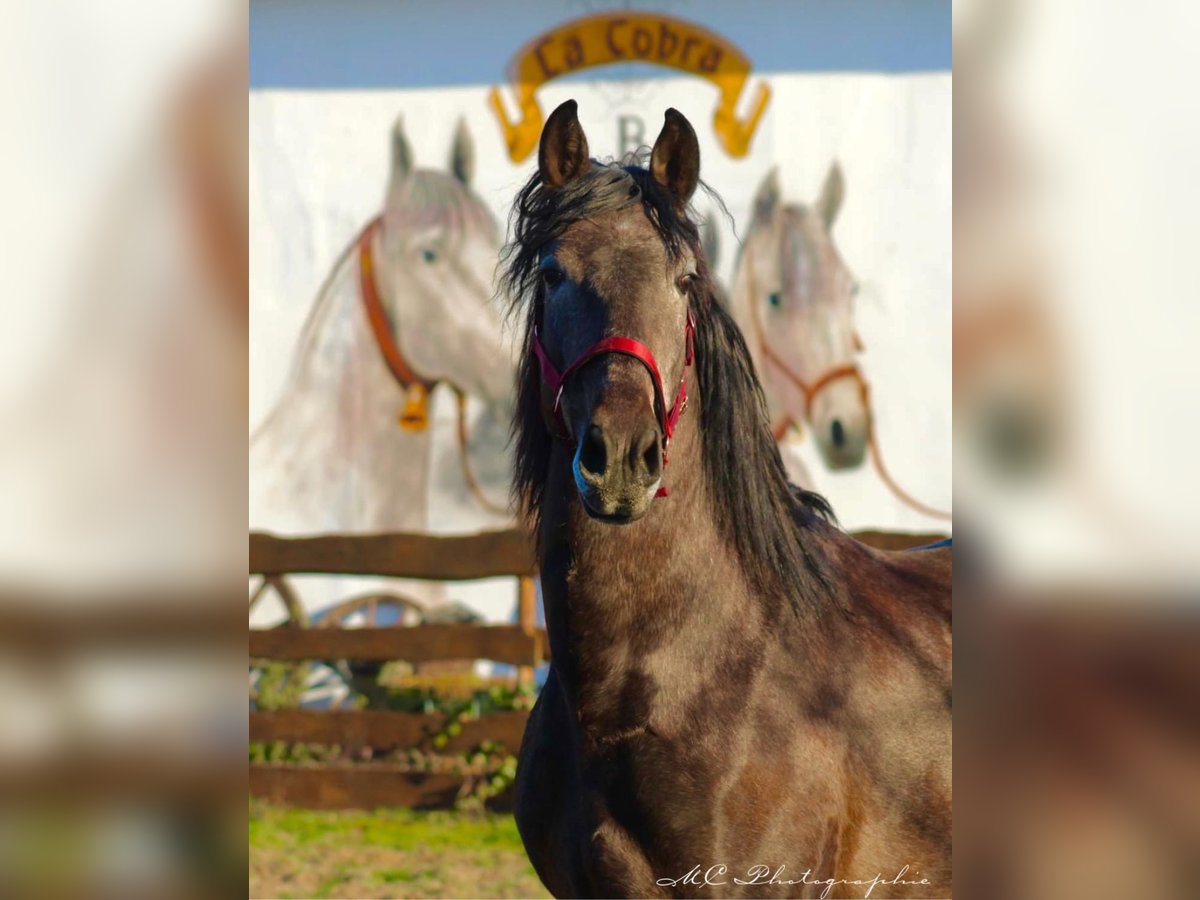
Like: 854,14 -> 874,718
530,311 -> 696,498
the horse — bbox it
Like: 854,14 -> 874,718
505,100 -> 952,898
729,164 -> 869,474
249,115 -> 515,624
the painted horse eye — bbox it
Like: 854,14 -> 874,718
768,292 -> 782,309
421,248 -> 437,263
541,267 -> 564,290
677,273 -> 697,293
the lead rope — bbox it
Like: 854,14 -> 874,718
453,388 -> 511,517
744,253 -> 951,521
860,383 -> 952,521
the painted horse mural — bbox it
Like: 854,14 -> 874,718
727,166 -> 950,520
730,164 -> 867,476
250,117 -> 514,539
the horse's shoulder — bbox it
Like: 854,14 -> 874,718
821,528 -> 952,650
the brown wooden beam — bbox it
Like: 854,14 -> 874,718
516,575 -> 539,686
249,623 -> 545,666
250,763 -> 463,810
249,709 -> 530,753
249,529 -> 536,579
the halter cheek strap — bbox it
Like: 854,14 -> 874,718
531,311 -> 695,498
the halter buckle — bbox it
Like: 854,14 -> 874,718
552,383 -> 566,418
684,309 -> 696,365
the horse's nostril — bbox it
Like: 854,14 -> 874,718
831,419 -> 846,448
632,426 -> 662,483
642,442 -> 661,479
579,424 -> 607,478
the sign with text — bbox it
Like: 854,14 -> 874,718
489,12 -> 771,161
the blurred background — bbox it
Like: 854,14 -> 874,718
954,2 -> 1199,898
0,0 -> 245,897
0,0 -> 1194,898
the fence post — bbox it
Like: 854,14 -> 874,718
517,576 -> 537,687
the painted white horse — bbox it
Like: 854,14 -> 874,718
251,117 -> 513,536
728,164 -> 869,485
250,117 -> 516,625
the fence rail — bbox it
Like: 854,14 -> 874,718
249,623 -> 546,666
250,528 -> 536,579
250,709 -> 531,754
250,764 -> 467,810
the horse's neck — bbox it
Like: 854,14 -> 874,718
538,405 -> 789,739
249,239 -> 431,533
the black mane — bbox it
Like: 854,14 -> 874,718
500,160 -> 834,607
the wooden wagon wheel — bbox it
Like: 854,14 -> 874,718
313,591 -> 427,630
249,575 -> 313,710
310,591 -> 432,708
248,574 -> 310,625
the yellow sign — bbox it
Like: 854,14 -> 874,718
489,12 -> 770,162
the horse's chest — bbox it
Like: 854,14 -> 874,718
576,736 -> 726,892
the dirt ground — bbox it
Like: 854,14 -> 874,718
249,802 -> 550,899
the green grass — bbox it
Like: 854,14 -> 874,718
250,804 -> 527,851
249,801 -> 548,899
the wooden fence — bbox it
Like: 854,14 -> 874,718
249,528 -> 546,809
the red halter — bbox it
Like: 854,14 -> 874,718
530,310 -> 696,498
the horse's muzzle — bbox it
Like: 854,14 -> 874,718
814,411 -> 868,469
572,417 -> 663,522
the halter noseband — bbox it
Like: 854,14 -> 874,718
530,310 -> 696,499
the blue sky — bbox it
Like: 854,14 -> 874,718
250,0 -> 951,89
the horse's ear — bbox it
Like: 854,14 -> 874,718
450,119 -> 475,185
753,167 -> 780,224
817,161 -> 845,230
392,115 -> 414,180
538,100 -> 590,188
650,108 -> 700,206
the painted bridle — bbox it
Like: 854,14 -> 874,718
529,310 -> 696,498
759,345 -> 868,443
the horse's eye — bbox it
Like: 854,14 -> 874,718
541,267 -> 564,291
768,292 -> 782,309
421,248 -> 437,264
677,273 -> 697,293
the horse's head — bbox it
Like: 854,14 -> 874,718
737,165 -> 867,469
375,117 -> 511,408
510,101 -> 701,523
